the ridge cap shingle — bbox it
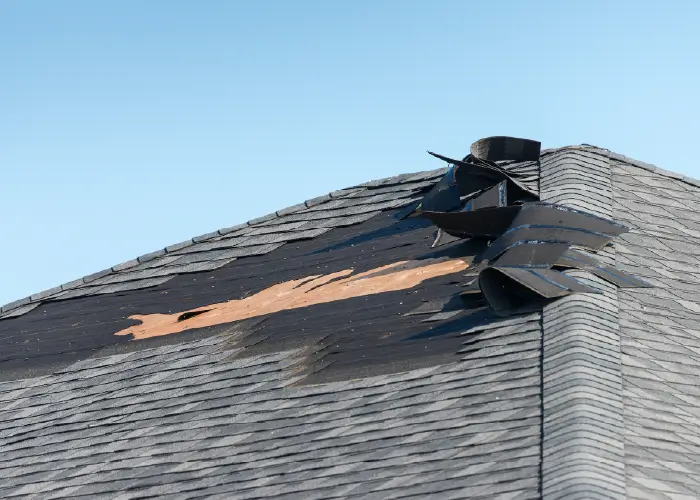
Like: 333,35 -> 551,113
539,147 -> 627,498
542,144 -> 700,189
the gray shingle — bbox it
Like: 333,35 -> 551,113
276,203 -> 307,217
192,231 -> 221,243
248,212 -> 278,226
218,222 -> 249,236
47,286 -> 105,301
149,259 -> 235,277
96,268 -> 158,285
241,221 -> 309,236
111,259 -> 140,272
234,228 -> 330,247
30,286 -> 64,302
81,269 -> 112,284
312,211 -> 382,228
0,302 -> 41,319
304,194 -> 332,207
132,255 -> 182,270
167,250 -> 237,265
137,249 -> 166,263
329,187 -> 366,198
0,296 -> 31,313
93,276 -> 174,294
60,278 -> 85,290
165,239 -> 195,253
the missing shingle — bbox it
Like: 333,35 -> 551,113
178,310 -> 211,322
114,258 -> 469,340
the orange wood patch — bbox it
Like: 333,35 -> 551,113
115,257 -> 469,340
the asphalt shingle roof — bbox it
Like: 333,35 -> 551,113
613,159 -> 700,499
0,142 -> 698,499
0,316 -> 542,499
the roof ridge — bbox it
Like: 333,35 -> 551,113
6,143 -> 695,320
538,148 -> 627,497
0,167 -> 447,319
543,144 -> 700,189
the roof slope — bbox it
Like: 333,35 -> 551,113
613,160 -> 700,499
0,316 -> 541,499
1,143 -> 699,499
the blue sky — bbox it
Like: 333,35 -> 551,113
1,0 -> 699,305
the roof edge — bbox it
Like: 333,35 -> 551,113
1,167 -> 446,318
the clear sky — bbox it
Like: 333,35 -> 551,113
2,0 -> 699,305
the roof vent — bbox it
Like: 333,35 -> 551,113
469,136 -> 541,162
420,136 -> 651,317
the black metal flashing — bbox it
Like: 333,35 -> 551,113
427,151 -> 538,203
421,165 -> 461,212
464,180 -> 507,211
422,206 -> 521,239
481,225 -> 614,262
489,241 -> 571,268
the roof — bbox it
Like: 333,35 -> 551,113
1,140 -> 699,499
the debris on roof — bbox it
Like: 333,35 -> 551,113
420,136 -> 651,317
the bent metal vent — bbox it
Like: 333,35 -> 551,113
419,136 -> 651,317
